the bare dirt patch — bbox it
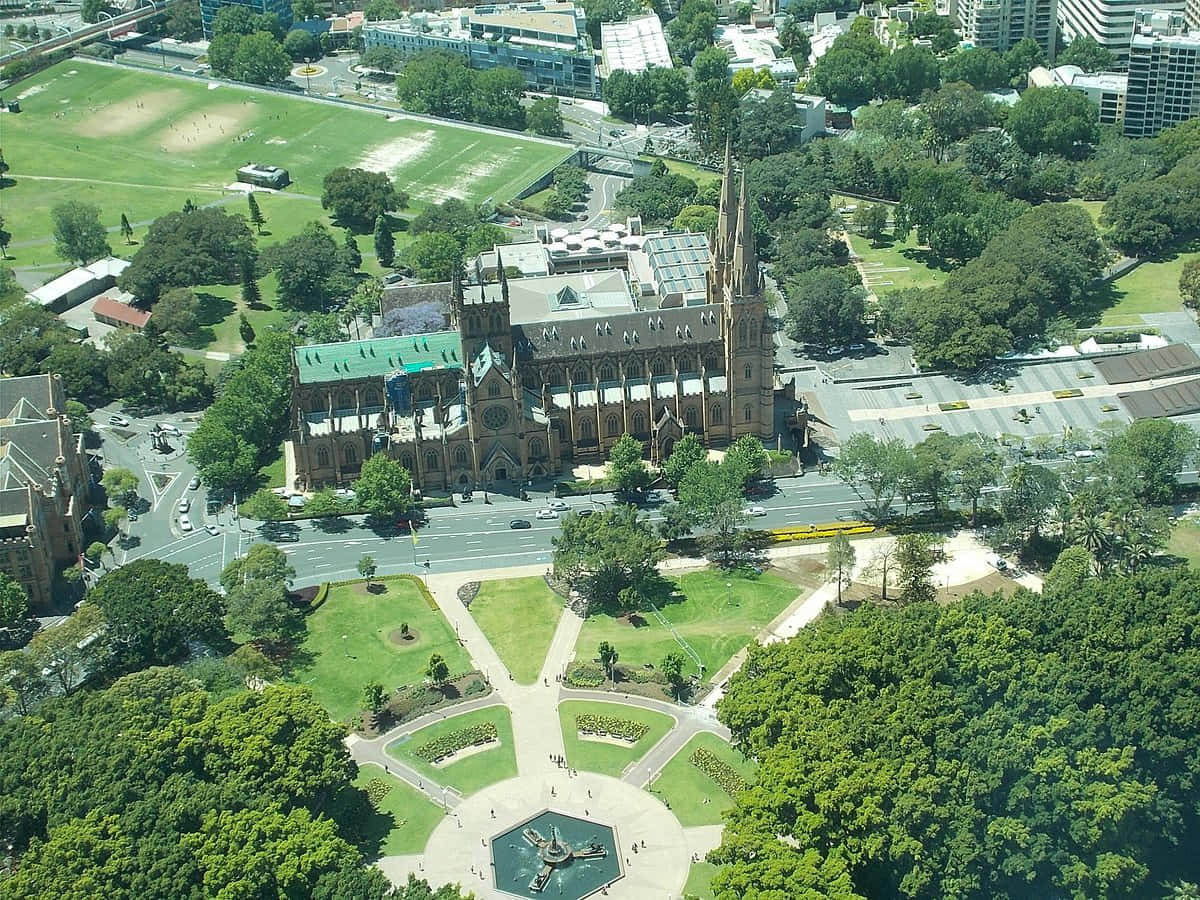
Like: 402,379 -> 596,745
388,627 -> 421,645
357,130 -> 435,174
78,88 -> 186,137
156,103 -> 255,151
417,153 -> 504,202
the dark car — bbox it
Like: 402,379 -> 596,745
576,508 -> 594,518
509,518 -> 532,529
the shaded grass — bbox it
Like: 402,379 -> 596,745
574,568 -> 800,682
351,766 -> 444,857
683,861 -> 720,900
1097,245 -> 1199,324
257,442 -> 286,490
467,576 -> 563,684
387,705 -> 517,795
845,230 -> 950,294
1168,521 -> 1200,568
289,576 -> 470,720
652,157 -> 720,187
558,700 -> 675,777
650,732 -> 757,827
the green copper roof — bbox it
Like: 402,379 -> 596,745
294,333 -> 464,384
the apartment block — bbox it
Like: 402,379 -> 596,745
956,0 -> 1058,58
1124,9 -> 1200,136
1058,0 -> 1186,64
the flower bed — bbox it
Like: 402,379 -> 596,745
938,401 -> 969,411
690,746 -> 747,797
770,522 -> 875,543
1053,388 -> 1083,399
413,722 -> 499,762
566,662 -> 606,688
365,777 -> 392,808
576,713 -> 649,742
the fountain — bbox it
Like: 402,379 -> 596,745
492,811 -> 622,898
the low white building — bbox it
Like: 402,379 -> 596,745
28,257 -> 130,313
600,15 -> 672,75
716,23 -> 798,81
1028,64 -> 1128,125
744,88 -> 827,142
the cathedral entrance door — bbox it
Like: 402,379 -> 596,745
496,467 -> 508,481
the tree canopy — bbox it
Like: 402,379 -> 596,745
552,505 -> 663,614
118,207 -> 255,302
321,167 -> 405,231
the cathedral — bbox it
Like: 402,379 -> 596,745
288,147 -> 776,493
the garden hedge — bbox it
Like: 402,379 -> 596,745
690,746 -> 747,797
567,662 -> 606,687
310,582 -> 331,610
576,713 -> 649,742
413,721 -> 499,762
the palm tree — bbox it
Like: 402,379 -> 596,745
1067,513 -> 1110,556
1122,541 -> 1154,574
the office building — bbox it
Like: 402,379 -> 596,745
600,15 -> 671,75
289,147 -> 777,492
1125,9 -> 1200,136
1028,63 -> 1128,123
0,375 -> 90,609
363,2 -> 599,98
956,0 -> 1058,57
1058,0 -> 1186,64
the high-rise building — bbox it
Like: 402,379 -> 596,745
199,0 -> 293,39
1058,0 -> 1186,65
956,0 -> 1058,58
1124,9 -> 1200,136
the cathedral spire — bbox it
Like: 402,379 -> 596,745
450,267 -> 464,327
495,248 -> 509,304
714,137 -> 736,262
730,170 -> 758,298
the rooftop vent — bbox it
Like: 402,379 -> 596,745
570,336 -> 577,349
675,325 -> 682,338
596,322 -> 602,335
632,330 -> 639,343
657,316 -> 664,329
605,321 -> 612,334
623,330 -> 630,343
685,325 -> 691,337
543,327 -> 550,341
648,316 -> 655,330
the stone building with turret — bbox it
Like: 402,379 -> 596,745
0,374 -> 89,609
288,146 -> 776,493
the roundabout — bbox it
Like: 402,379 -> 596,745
393,772 -> 690,899
291,63 -> 328,79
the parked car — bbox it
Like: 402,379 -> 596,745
848,342 -> 867,352
178,498 -> 191,514
460,490 -> 473,502
535,508 -> 559,520
188,475 -> 201,490
509,518 -> 532,529
127,510 -> 138,522
548,499 -> 569,511
743,505 -> 767,517
107,414 -> 130,427
179,514 -> 193,532
576,508 -> 594,518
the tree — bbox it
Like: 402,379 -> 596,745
374,215 -> 395,267
361,46 -> 403,73
101,467 -> 140,510
725,434 -> 768,488
86,539 -> 109,565
394,51 -> 474,120
527,96 -> 564,137
44,341 -> 110,406
292,0 -> 319,18
247,192 -> 265,234
470,66 -> 527,130
953,441 -> 1003,524
355,453 -> 413,520
153,287 -> 201,342
0,572 -> 29,633
833,432 -> 911,521
579,0 -> 643,43
261,221 -> 353,311
409,198 -> 480,238
939,47 -> 1009,90
362,681 -> 386,724
364,0 -> 401,20
81,0 -> 105,22
778,16 -> 811,61
661,650 -> 687,696
405,231 -> 464,282
662,432 -> 707,489
119,212 -> 134,245
853,203 -> 889,245
119,207 -> 255,302
667,0 -> 717,63
102,505 -> 127,536
878,45 -> 940,103
909,11 -> 959,53
225,578 -> 302,647
1008,85 -> 1099,156
785,268 -> 867,349
357,554 -> 377,585
608,433 -> 652,495
826,532 -> 856,606
1107,419 -> 1197,504
598,640 -> 619,684
922,82 -> 993,161
1004,36 -> 1046,83
426,653 -> 450,684
678,460 -> 747,564
212,3 -> 258,35
340,230 -> 363,274
321,167 -> 402,231
231,31 -> 293,84
51,201 -> 110,265
0,647 -> 44,713
1182,258 -> 1200,308
240,488 -> 290,521
220,542 -> 296,592
998,462 -> 1061,549
90,558 -> 227,672
1100,180 -> 1177,257
552,505 -> 664,614
283,27 -> 320,62
615,172 -> 699,225
894,533 -> 939,604
807,30 -> 886,108
1059,34 -> 1117,72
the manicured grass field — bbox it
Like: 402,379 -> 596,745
1098,248 -> 1199,324
2,60 -> 569,265
683,862 -> 720,900
655,157 -> 720,187
651,732 -> 757,827
289,576 -> 470,720
1169,521 -> 1200,567
387,706 -> 517,795
467,576 -> 563,684
351,766 -> 444,857
846,230 -> 949,294
558,700 -> 675,777
574,568 -> 800,682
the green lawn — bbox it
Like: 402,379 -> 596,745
289,576 -> 470,720
1169,521 -> 1200,567
574,568 -> 800,682
1068,198 -> 1105,224
351,766 -> 444,857
256,442 -> 287,490
387,706 -> 518,795
467,577 -> 563,684
654,157 -> 720,187
558,700 -> 675,777
1097,248 -> 1199,324
3,59 -> 569,269
845,230 -> 949,294
683,862 -> 720,900
651,732 -> 757,827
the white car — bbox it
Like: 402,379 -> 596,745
107,414 -> 130,427
548,499 -> 569,511
178,497 -> 191,513
158,423 -> 183,437
179,514 -> 193,532
535,508 -> 559,520
743,506 -> 767,517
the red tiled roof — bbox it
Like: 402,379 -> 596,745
93,296 -> 151,328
